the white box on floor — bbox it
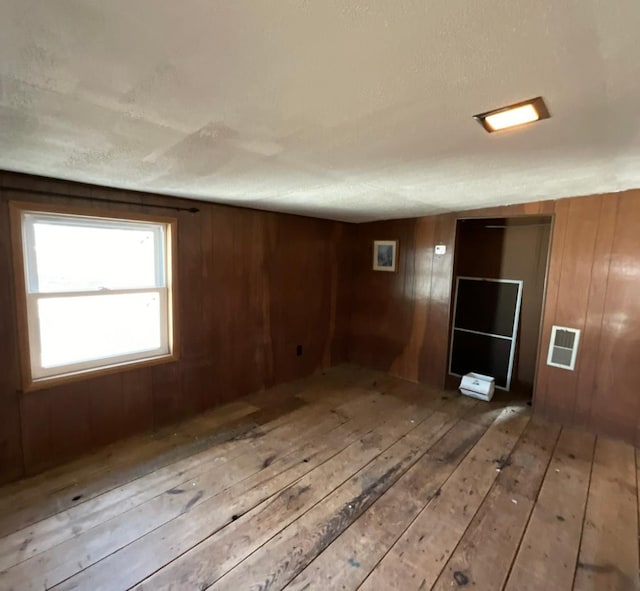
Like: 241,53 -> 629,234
459,372 -> 495,402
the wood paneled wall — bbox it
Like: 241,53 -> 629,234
535,192 -> 640,443
0,172 -> 347,484
343,191 -> 640,444
345,215 -> 457,386
1,170 -> 639,482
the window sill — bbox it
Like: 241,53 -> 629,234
22,353 -> 179,393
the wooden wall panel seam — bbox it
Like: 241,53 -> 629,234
588,196 -> 618,428
535,200 -> 567,414
572,196 -> 618,428
560,198 -> 604,424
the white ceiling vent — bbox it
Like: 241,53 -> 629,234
547,326 -> 581,371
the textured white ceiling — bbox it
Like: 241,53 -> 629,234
1,1 -> 640,222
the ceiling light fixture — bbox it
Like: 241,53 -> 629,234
474,97 -> 550,133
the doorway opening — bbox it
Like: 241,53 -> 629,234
446,215 -> 553,402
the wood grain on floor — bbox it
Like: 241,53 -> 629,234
0,365 -> 637,591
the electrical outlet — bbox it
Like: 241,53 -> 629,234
296,344 -> 303,356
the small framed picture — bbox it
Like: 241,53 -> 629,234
373,240 -> 398,272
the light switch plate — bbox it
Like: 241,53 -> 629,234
435,244 -> 446,255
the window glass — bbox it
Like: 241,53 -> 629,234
37,292 -> 164,370
25,214 -> 164,293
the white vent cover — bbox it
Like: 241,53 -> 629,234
547,326 -> 581,370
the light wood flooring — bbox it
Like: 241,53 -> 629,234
0,366 -> 638,591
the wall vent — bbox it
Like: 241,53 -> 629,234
547,326 -> 581,370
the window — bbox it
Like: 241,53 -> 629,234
11,203 -> 178,390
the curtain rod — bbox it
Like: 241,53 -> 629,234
1,185 -> 200,213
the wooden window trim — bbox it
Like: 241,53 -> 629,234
9,201 -> 180,393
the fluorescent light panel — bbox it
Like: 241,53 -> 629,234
474,97 -> 550,133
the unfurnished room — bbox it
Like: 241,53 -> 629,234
0,2 -> 639,590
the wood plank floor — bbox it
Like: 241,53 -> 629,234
0,365 -> 638,591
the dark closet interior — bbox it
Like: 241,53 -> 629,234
447,216 -> 552,396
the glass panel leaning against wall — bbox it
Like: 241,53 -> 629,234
10,203 -> 178,390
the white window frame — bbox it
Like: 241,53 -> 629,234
10,202 -> 179,391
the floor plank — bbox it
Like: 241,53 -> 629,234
0,367 -> 636,591
0,365 -> 378,537
430,418 -> 560,590
131,399 -> 439,591
2,395 -> 372,589
1,374 -> 396,576
0,400 -> 260,536
358,406 -> 530,591
49,390 -> 414,590
573,437 -> 639,591
284,415 -> 489,591
504,427 -> 595,591
0,388 -> 371,574
208,399 -> 476,590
